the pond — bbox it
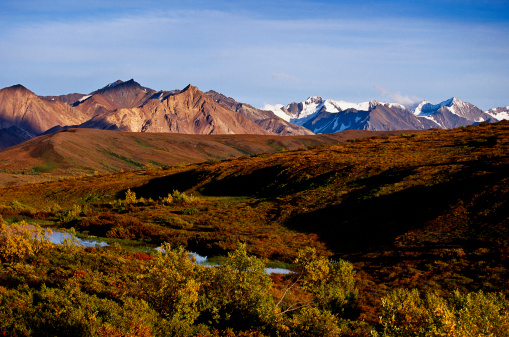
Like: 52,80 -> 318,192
188,251 -> 293,275
47,229 -> 108,247
47,230 -> 292,274
157,248 -> 293,274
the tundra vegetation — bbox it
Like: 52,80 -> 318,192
0,121 -> 508,336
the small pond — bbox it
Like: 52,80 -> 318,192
47,230 -> 292,274
47,229 -> 108,247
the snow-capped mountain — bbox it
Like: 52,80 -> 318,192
264,96 -> 499,133
485,106 -> 509,121
412,97 -> 494,129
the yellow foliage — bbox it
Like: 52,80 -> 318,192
0,220 -> 53,262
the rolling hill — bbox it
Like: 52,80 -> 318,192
0,120 -> 507,328
0,127 -> 419,187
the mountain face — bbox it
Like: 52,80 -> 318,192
486,106 -> 509,122
0,80 -> 295,149
80,84 -> 272,135
205,91 -> 314,135
266,96 -> 499,133
413,97 -> 494,128
0,85 -> 89,149
1,80 -> 507,150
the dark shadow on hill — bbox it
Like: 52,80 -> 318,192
132,163 -> 333,199
284,161 -> 509,255
132,161 -> 362,200
130,169 -> 206,199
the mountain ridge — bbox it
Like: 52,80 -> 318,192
0,80 -> 507,149
265,95 -> 503,133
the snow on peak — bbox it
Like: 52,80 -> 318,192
262,103 -> 290,121
324,99 -> 370,112
414,98 -> 457,117
485,106 -> 509,121
106,80 -> 123,88
305,96 -> 324,104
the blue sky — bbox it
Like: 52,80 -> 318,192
0,0 -> 508,110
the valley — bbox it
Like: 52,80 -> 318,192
0,121 -> 508,335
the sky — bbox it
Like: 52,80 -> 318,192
0,0 -> 508,110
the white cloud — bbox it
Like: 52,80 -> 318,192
272,73 -> 300,82
374,85 -> 422,107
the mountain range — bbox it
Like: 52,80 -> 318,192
264,96 -> 506,134
0,79 -> 507,149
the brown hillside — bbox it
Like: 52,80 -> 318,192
80,85 -> 275,135
0,127 -> 418,187
0,85 -> 88,135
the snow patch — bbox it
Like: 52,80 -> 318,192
324,99 -> 370,112
78,95 -> 91,103
414,98 -> 455,117
262,103 -> 290,122
338,121 -> 351,131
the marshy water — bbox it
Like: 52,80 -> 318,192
46,229 -> 292,274
47,229 -> 108,247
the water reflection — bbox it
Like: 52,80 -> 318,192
47,229 -> 108,247
46,232 -> 291,274
161,249 -> 292,274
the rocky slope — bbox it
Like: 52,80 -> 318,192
0,85 -> 88,148
80,84 -> 271,135
0,81 -> 300,149
206,91 -> 314,135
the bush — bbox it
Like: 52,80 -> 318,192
0,284 -> 158,337
0,220 -> 53,263
182,207 -> 199,215
136,243 -> 202,335
374,289 -> 509,337
198,243 -> 275,331
294,247 -> 358,315
124,189 -> 137,204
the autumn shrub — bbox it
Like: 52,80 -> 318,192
287,307 -> 345,337
160,193 -> 173,204
294,247 -> 358,316
172,190 -> 199,204
374,288 -> 509,337
124,188 -> 137,204
197,243 -> 275,332
136,243 -> 204,336
0,220 -> 53,263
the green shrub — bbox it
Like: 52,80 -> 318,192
294,247 -> 358,315
182,207 -> 199,215
198,243 -> 275,331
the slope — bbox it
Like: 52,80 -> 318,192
0,121 -> 507,324
206,90 -> 314,136
0,127 -> 415,187
0,85 -> 88,142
